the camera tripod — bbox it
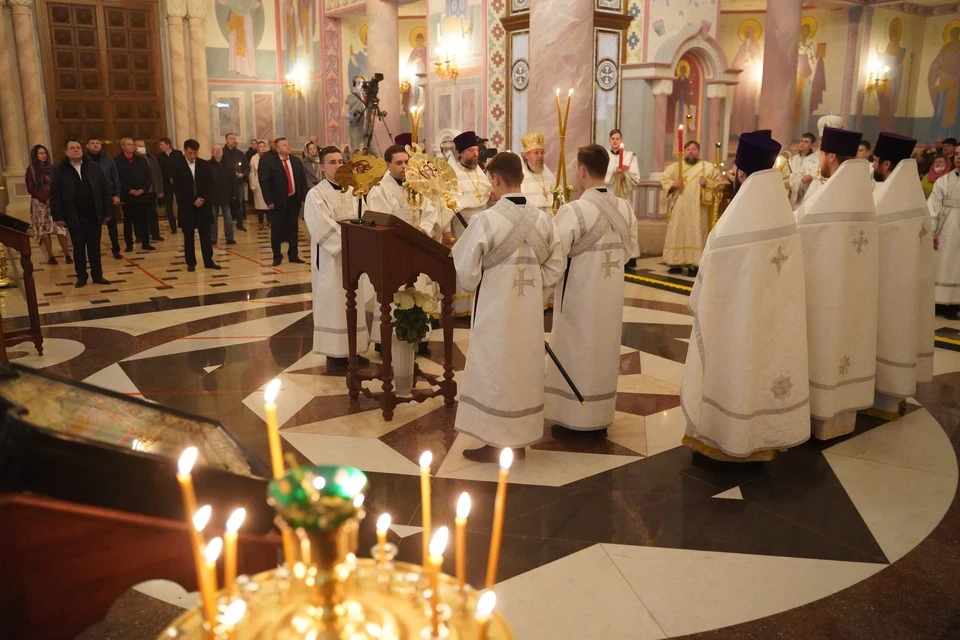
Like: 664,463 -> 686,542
362,97 -> 393,154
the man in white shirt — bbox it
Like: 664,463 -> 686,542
788,132 -> 820,208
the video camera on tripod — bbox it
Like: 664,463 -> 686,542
476,137 -> 498,170
361,73 -> 384,104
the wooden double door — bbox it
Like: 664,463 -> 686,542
39,0 -> 167,158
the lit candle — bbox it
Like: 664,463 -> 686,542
715,141 -> 721,168
455,492 -> 470,594
201,536 -> 223,634
176,446 -> 199,522
485,448 -> 513,588
428,526 -> 449,637
263,378 -> 284,479
618,146 -> 624,171
220,598 -> 246,634
419,451 -> 433,569
190,505 -> 212,619
555,89 -> 564,184
224,508 -> 245,596
678,124 -> 684,155
475,590 -> 497,640
376,513 -> 391,567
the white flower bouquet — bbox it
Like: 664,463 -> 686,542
392,286 -> 436,344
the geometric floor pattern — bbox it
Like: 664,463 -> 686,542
7,229 -> 959,639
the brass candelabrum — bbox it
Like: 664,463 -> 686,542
551,89 -> 574,215
708,142 -> 724,232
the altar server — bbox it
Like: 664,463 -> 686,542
795,126 -> 878,440
871,132 -> 935,418
605,129 -> 641,266
928,148 -> 960,318
520,132 -> 557,213
682,133 -> 810,462
367,140 -> 440,237
453,152 -> 564,462
788,132 -> 820,208
546,144 -> 637,439
303,145 -> 371,371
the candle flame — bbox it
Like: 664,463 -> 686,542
429,526 -> 449,557
419,451 -> 433,469
457,492 -> 471,519
312,476 -> 326,490
476,590 -> 497,618
264,378 -> 282,404
568,88 -> 574,96
353,493 -> 365,508
226,508 -> 246,532
499,447 -> 513,470
555,88 -> 560,97
204,537 -> 223,564
178,446 -> 198,475
377,513 -> 391,533
193,505 -> 212,532
221,599 -> 246,625
679,125 -> 684,131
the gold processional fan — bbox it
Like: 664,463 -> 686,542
403,143 -> 468,231
335,154 -> 387,223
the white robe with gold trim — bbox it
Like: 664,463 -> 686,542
681,168 -> 810,461
929,169 -> 960,305
447,159 -> 492,316
794,159 -> 878,440
521,163 -> 557,213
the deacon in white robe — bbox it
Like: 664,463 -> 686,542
788,132 -> 820,208
794,126 -> 878,440
682,133 -> 811,462
519,132 -> 558,214
870,132 -> 935,418
929,164 -> 960,312
605,129 -> 641,263
303,147 -> 371,369
546,144 -> 637,438
453,152 -> 563,462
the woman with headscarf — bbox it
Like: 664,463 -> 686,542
302,141 -> 322,190
25,144 -> 72,265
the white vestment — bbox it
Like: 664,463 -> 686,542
794,160 -> 878,440
546,188 -> 637,430
447,159 -> 492,316
929,169 -> 960,305
303,180 -> 371,358
452,197 -> 564,447
873,159 -> 935,413
682,168 -> 811,461
788,150 -> 820,209
521,162 -> 557,213
605,149 -> 641,259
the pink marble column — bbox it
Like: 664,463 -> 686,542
757,0 -> 801,145
651,79 -> 673,173
853,8 -> 874,132
528,0 -> 595,177
0,0 -> 29,172
705,83 -> 726,159
187,0 -> 210,155
839,7 -> 862,129
366,0 -> 400,142
166,0 -> 190,145
9,0 -> 46,149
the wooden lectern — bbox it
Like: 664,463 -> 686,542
0,217 -> 43,358
340,211 -> 457,420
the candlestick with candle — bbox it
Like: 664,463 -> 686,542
190,505 -> 212,622
616,146 -> 625,198
554,89 -> 564,189
419,451 -> 433,570
200,536 -> 223,634
263,378 -> 284,478
427,526 -> 449,638
455,492 -> 470,595
475,590 -> 497,640
485,448 -> 513,588
376,513 -> 390,567
176,446 -> 199,520
224,508 -> 245,597
714,141 -> 722,168
677,125 -> 685,184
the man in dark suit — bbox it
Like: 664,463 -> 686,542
222,132 -> 249,231
49,138 -> 113,287
114,137 -> 155,252
156,137 -> 183,235
171,139 -> 221,272
258,136 -> 307,266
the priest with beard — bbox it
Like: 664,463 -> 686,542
681,132 -> 811,462
928,147 -> 960,319
869,132 -> 935,419
452,152 -> 564,462
660,140 -> 723,274
794,126 -> 879,440
303,145 -> 372,371
546,144 -> 637,440
519,132 -> 557,214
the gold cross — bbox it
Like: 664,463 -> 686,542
851,229 -> 869,254
919,224 -> 929,243
771,246 -> 789,274
838,355 -> 851,378
513,268 -> 535,297
601,250 -> 620,278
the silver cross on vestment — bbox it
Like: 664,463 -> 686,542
771,246 -> 789,274
513,268 -> 535,297
851,230 -> 869,254
601,250 -> 620,278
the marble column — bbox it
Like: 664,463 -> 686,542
757,0 -> 801,146
705,83 -> 726,159
166,0 -> 190,146
0,0 -> 30,214
853,7 -> 874,132
651,79 -> 674,173
187,0 -> 210,154
9,0 -> 46,149
528,0 -> 595,177
366,0 -> 400,141
839,7 -> 862,129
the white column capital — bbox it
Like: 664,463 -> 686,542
7,0 -> 35,9
651,78 -> 674,96
186,0 -> 205,20
705,83 -> 728,100
166,0 -> 187,19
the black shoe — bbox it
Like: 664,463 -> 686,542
326,356 -> 348,371
204,262 -> 222,270
462,445 -> 526,463
125,244 -> 134,252
74,279 -> 87,288
374,343 -> 382,354
418,342 -> 430,356
142,245 -> 156,251
64,255 -> 73,264
624,258 -> 637,269
92,277 -> 111,285
667,267 -> 683,274
47,257 -> 58,265
288,257 -> 306,264
272,258 -> 282,266
551,424 -> 608,441
236,225 -> 247,231
153,236 -> 165,242
687,267 -> 699,277
113,251 -> 122,259
187,265 -> 196,272
226,239 -> 238,245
